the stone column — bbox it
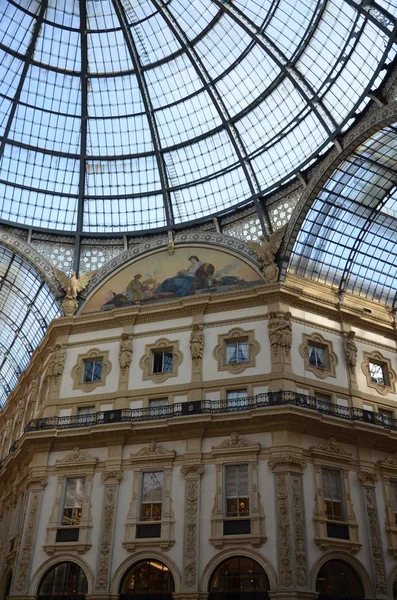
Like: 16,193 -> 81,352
9,475 -> 47,599
269,447 -> 311,600
180,463 -> 204,600
92,470 -> 124,600
358,469 -> 388,598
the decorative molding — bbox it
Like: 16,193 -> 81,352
71,348 -> 112,392
363,487 -> 387,596
291,476 -> 307,588
378,453 -> 397,468
276,474 -> 293,587
299,332 -> 337,379
310,438 -> 351,458
268,311 -> 292,367
14,490 -> 42,593
95,485 -> 118,591
130,441 -> 176,461
361,350 -> 396,396
45,344 -> 67,382
212,432 -> 260,452
358,470 -> 379,486
55,448 -> 98,467
268,452 -> 307,472
139,337 -> 183,384
213,328 -> 260,375
181,463 -> 205,478
101,470 -> 124,483
183,478 -> 200,589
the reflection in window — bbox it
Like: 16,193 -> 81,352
226,340 -> 249,364
38,562 -> 88,600
322,469 -> 344,522
140,472 -> 164,521
120,560 -> 174,599
369,361 -> 386,385
226,390 -> 248,409
209,556 -> 270,596
308,345 -> 325,368
83,359 -> 103,383
316,560 -> 364,599
152,351 -> 173,373
61,478 -> 85,526
225,464 -> 249,517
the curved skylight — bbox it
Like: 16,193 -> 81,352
0,0 -> 395,233
289,123 -> 397,306
0,245 -> 60,407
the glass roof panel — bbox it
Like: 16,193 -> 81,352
289,124 -> 397,306
0,244 -> 60,408
0,0 -> 395,233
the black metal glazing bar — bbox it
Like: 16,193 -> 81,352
74,0 -> 89,270
0,0 -> 49,162
111,0 -> 174,229
343,0 -> 397,37
210,0 -> 338,134
150,0 -> 270,238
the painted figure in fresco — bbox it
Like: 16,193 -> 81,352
153,256 -> 206,297
126,274 -> 145,302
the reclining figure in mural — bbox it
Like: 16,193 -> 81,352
151,256 -> 215,298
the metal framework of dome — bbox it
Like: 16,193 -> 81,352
0,0 -> 396,235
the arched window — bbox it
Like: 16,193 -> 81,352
120,560 -> 174,600
38,562 -> 88,600
316,560 -> 364,600
209,556 -> 270,600
1,571 -> 12,600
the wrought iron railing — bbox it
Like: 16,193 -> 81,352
1,392 -> 396,471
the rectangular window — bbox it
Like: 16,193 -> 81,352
308,345 -> 325,369
152,351 -> 173,373
140,472 -> 164,521
149,399 -> 168,416
322,469 -> 345,522
83,359 -> 103,383
77,406 -> 95,415
226,390 -> 248,410
315,392 -> 332,403
61,477 -> 85,526
369,361 -> 387,385
390,481 -> 397,525
225,464 -> 249,517
226,340 -> 249,364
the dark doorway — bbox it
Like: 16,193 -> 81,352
38,562 -> 88,600
209,556 -> 270,600
316,559 -> 365,600
120,559 -> 174,600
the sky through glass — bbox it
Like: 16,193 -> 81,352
0,0 -> 395,234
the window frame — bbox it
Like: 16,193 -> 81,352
299,333 -> 337,379
139,338 -> 183,384
59,476 -> 86,528
213,328 -> 260,375
362,350 -> 396,396
321,468 -> 347,523
139,470 -> 164,522
223,463 -> 250,518
82,359 -> 103,383
151,350 -> 173,374
71,348 -> 111,392
226,389 -> 249,410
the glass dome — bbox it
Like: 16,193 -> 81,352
0,0 -> 395,234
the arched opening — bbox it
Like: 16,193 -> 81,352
209,556 -> 270,600
393,575 -> 397,600
120,559 -> 175,600
316,560 -> 365,600
38,562 -> 88,600
1,571 -> 12,600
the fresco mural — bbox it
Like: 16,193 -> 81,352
81,247 -> 263,314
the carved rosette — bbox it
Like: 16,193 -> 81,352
276,475 -> 293,587
95,486 -> 118,591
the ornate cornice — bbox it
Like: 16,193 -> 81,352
310,438 -> 351,457
268,452 -> 307,471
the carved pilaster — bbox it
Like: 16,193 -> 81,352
181,464 -> 204,591
360,482 -> 387,597
95,484 -> 119,591
12,489 -> 42,594
276,474 -> 293,588
291,476 -> 307,588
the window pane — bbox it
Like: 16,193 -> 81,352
83,361 -> 94,382
162,351 -> 173,372
62,477 -> 85,526
309,345 -> 325,368
141,471 -> 164,521
369,362 -> 385,384
226,340 -> 248,364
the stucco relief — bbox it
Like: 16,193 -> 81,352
14,491 -> 41,593
276,474 -> 293,587
291,476 -> 307,587
363,487 -> 387,596
95,485 -> 118,591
